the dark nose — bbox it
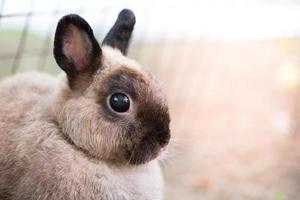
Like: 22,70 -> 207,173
153,116 -> 170,147
155,127 -> 170,148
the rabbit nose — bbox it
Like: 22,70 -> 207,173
156,129 -> 170,148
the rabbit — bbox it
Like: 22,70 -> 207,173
0,9 -> 170,200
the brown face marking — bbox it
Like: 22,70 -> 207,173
96,66 -> 149,119
128,90 -> 170,164
94,65 -> 170,165
102,67 -> 148,100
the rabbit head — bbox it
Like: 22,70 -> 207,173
53,9 -> 170,165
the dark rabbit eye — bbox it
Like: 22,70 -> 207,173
109,93 -> 130,113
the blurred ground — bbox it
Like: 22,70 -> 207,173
140,39 -> 300,200
2,31 -> 300,199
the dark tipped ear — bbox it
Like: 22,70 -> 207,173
102,9 -> 136,55
54,14 -> 101,90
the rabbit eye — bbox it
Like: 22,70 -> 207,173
109,93 -> 130,113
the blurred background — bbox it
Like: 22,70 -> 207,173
1,0 -> 300,199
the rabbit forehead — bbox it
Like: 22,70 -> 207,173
93,64 -> 154,102
89,49 -> 167,108
101,46 -> 141,70
92,46 -> 154,97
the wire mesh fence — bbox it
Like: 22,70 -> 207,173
0,0 -> 104,75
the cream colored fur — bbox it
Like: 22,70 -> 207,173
0,47 -> 164,200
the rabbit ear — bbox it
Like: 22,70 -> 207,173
54,14 -> 102,89
102,9 -> 136,55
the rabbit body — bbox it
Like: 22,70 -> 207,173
0,71 -> 163,200
0,9 -> 170,200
